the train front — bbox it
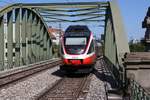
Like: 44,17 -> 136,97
60,25 -> 96,73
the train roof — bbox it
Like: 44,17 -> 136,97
65,25 -> 91,33
64,25 -> 91,37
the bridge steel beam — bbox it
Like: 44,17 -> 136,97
36,16 -> 39,62
21,9 -> 27,65
7,11 -> 13,69
27,10 -> 32,64
37,7 -> 105,12
32,15 -> 38,63
104,0 -> 130,88
36,19 -> 40,61
0,16 -> 4,70
46,33 -> 50,59
49,39 -> 52,59
39,24 -> 44,60
15,8 -> 21,67
43,30 -> 47,59
0,4 -> 53,71
0,2 -> 108,23
21,2 -> 108,8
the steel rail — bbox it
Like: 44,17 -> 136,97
74,74 -> 93,99
37,73 -> 92,100
0,59 -> 62,87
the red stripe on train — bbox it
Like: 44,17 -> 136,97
63,54 -> 96,65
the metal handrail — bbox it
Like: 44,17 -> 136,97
130,79 -> 150,100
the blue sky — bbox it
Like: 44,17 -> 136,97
0,0 -> 150,40
118,0 -> 150,40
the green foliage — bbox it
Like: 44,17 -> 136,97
52,44 -> 59,57
129,40 -> 145,52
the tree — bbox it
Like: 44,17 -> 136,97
129,39 -> 145,52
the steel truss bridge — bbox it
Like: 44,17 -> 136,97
0,1 -> 149,99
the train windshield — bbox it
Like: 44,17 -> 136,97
65,37 -> 86,45
64,37 -> 87,54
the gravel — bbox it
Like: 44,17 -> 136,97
86,59 -> 110,100
0,66 -> 61,100
85,74 -> 107,100
0,59 -> 111,100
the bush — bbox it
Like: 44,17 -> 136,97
129,40 -> 145,52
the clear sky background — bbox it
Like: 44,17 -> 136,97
0,0 -> 150,41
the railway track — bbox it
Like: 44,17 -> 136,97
0,58 -> 62,87
37,74 -> 92,100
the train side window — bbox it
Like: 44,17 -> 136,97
87,40 -> 94,54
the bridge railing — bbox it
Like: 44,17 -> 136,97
130,79 -> 150,100
124,52 -> 150,100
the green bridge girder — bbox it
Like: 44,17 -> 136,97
104,1 -> 130,87
0,5 -> 53,70
0,1 -> 130,87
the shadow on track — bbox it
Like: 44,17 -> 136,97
92,67 -> 118,89
51,68 -> 90,78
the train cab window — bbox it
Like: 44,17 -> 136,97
87,40 -> 94,54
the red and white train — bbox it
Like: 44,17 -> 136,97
60,25 -> 96,73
